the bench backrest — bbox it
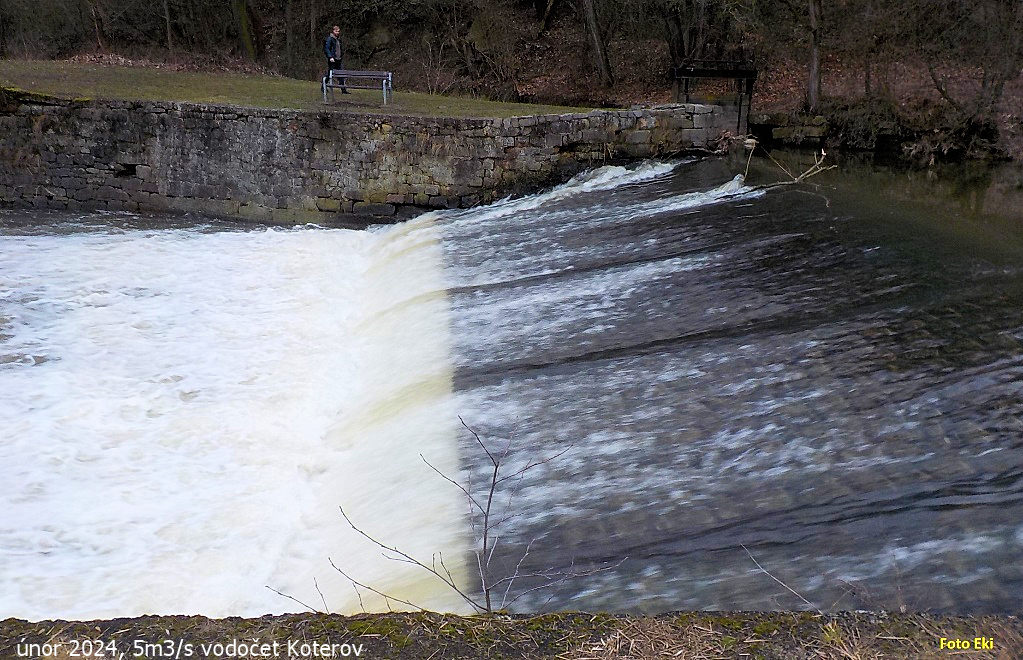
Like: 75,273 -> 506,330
330,70 -> 391,79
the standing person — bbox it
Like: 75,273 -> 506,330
323,24 -> 349,93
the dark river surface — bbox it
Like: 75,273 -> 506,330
439,155 -> 1023,614
2,155 -> 1021,618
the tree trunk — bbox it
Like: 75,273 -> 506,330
0,0 -> 7,58
162,0 -> 173,53
664,11 -> 684,69
807,0 -> 821,111
309,0 -> 317,53
580,0 -> 613,86
232,0 -> 258,61
84,0 -> 108,52
540,0 -> 558,32
683,1 -> 707,62
862,0 -> 871,97
309,0 -> 318,78
285,0 -> 293,75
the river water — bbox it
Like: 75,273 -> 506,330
2,157 -> 1022,619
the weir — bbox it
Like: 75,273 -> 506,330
3,158 -> 1023,619
0,92 -> 738,225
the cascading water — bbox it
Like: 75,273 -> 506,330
0,216 -> 470,619
2,157 -> 1022,619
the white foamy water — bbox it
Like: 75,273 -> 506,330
444,160 -> 683,229
0,216 -> 470,620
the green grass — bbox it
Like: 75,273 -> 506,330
0,59 -> 591,118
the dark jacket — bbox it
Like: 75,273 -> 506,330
324,34 -> 342,61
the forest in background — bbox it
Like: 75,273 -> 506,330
1,0 -> 1021,159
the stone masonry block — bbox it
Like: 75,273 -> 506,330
352,202 -> 396,216
316,197 -> 341,212
625,130 -> 652,144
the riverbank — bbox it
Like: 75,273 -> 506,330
749,97 -> 1018,166
3,611 -> 1021,659
0,59 -> 585,119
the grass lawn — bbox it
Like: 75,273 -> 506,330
0,59 -> 591,118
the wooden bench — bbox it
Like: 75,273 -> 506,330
322,70 -> 394,105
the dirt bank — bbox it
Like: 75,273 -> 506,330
3,611 -> 1021,659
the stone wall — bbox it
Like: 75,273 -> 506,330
0,94 -> 738,224
748,112 -> 827,148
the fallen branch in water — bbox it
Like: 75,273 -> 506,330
735,139 -> 836,209
743,138 -> 837,186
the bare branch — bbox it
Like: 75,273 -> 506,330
762,148 -> 795,180
926,61 -> 966,116
486,534 -> 501,568
497,434 -> 515,464
493,558 -> 627,591
350,580 -> 367,614
264,585 -> 321,614
750,147 -> 836,196
500,538 -> 537,609
742,544 -> 822,614
495,447 -> 571,485
328,557 -> 427,613
421,453 -> 485,514
438,553 -> 460,593
338,506 -> 486,612
313,577 -> 330,614
459,416 -> 496,467
502,558 -> 627,608
488,508 -> 533,531
477,429 -> 502,613
829,584 -> 856,611
335,418 -> 594,614
475,548 -> 487,595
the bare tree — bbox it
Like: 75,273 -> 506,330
912,0 -> 1023,121
806,0 -> 821,111
308,0 -> 317,59
0,0 -> 8,57
231,0 -> 261,61
580,0 -> 614,86
284,0 -> 293,75
82,0 -> 107,51
162,0 -> 172,53
305,418 -> 624,614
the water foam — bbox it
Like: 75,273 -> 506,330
444,160 -> 682,228
0,218 -> 470,619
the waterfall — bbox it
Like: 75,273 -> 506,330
0,216 -> 469,619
